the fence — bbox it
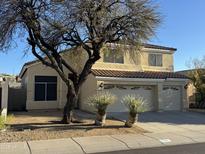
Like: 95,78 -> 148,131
0,81 -> 8,117
8,83 -> 26,111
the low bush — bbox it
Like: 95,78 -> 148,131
122,95 -> 145,115
122,95 -> 145,127
0,114 -> 14,130
88,92 -> 116,126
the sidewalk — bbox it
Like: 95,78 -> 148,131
1,130 -> 205,154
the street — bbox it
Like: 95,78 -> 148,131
97,143 -> 205,154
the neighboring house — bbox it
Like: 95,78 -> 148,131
177,69 -> 205,105
0,74 -> 16,82
19,43 -> 189,112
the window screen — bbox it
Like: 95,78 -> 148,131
103,49 -> 124,64
148,54 -> 162,66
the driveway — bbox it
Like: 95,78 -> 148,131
109,111 -> 205,133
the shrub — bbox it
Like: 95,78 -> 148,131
0,116 -> 6,130
122,95 -> 145,127
88,92 -> 116,115
122,95 -> 145,117
0,114 -> 14,130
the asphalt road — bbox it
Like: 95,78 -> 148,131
97,143 -> 205,154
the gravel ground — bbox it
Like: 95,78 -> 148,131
0,120 -> 146,143
0,110 -> 146,143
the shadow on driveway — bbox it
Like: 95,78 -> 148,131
109,111 -> 205,125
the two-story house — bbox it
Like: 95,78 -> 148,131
19,43 -> 188,112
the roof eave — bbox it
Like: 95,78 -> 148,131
19,65 -> 27,78
95,76 -> 188,83
95,76 -> 165,82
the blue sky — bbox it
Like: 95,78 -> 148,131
0,0 -> 205,75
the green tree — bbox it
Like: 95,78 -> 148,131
188,57 -> 205,104
0,0 -> 161,124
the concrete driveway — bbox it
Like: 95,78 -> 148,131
109,111 -> 205,133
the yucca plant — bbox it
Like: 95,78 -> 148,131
88,92 -> 116,126
122,95 -> 145,127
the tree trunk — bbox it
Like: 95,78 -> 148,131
125,113 -> 138,128
62,85 -> 78,124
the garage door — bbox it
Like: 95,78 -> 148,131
161,86 -> 181,111
103,85 -> 155,112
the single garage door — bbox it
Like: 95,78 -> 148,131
104,84 -> 155,112
161,86 -> 181,111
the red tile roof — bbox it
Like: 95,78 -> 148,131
91,69 -> 188,79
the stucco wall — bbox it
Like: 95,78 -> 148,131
25,63 -> 67,110
79,77 -> 188,113
79,74 -> 97,112
21,46 -> 177,110
93,48 -> 174,72
24,60 -> 188,111
141,49 -> 174,72
187,83 -> 196,104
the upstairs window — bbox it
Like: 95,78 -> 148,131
148,54 -> 162,66
103,49 -> 124,64
34,76 -> 57,101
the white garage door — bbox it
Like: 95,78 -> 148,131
103,85 -> 155,112
161,86 -> 181,111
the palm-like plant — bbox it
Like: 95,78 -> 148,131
88,92 -> 116,126
122,95 -> 145,127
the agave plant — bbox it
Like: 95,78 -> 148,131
88,92 -> 116,126
122,95 -> 145,127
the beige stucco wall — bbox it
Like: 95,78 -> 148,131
23,60 -> 188,112
141,49 -> 174,72
79,74 -> 97,112
79,77 -> 188,113
21,46 -> 177,110
25,63 -> 68,110
187,83 -> 196,104
23,60 -> 188,111
93,47 -> 174,72
93,51 -> 142,71
24,48 -> 89,110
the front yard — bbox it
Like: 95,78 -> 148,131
0,110 -> 146,143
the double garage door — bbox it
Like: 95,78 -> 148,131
103,84 -> 182,112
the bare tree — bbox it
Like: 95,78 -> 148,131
0,0 -> 160,124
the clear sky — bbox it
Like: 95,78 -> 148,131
0,0 -> 205,75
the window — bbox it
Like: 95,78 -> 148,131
103,49 -> 124,64
34,76 -> 57,101
148,54 -> 162,66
